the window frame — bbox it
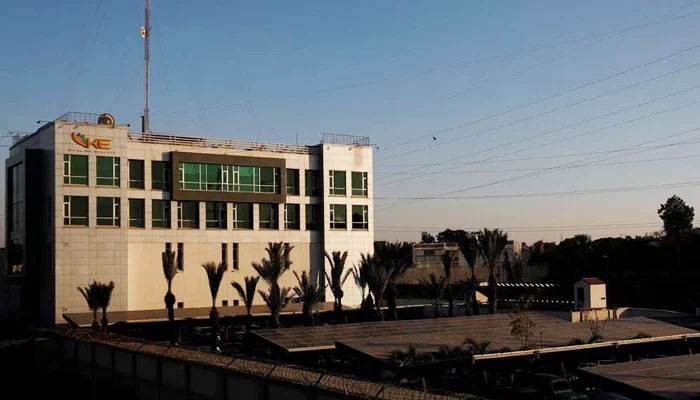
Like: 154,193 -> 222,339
63,154 -> 88,185
305,203 -> 320,230
152,161 -> 170,191
96,197 -> 120,227
128,159 -> 145,189
352,204 -> 369,230
205,201 -> 227,229
329,170 -> 346,196
129,198 -> 145,228
152,199 -> 171,228
259,203 -> 279,230
286,169 -> 299,195
232,243 -> 239,270
63,195 -> 88,226
329,204 -> 347,230
232,203 -> 253,230
351,172 -> 368,197
177,201 -> 199,229
96,156 -> 120,187
284,203 -> 300,230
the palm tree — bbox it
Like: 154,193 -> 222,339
325,251 -> 352,324
458,234 -> 479,315
92,281 -> 115,333
253,242 -> 294,328
231,276 -> 260,331
477,228 -> 508,314
293,271 -> 325,326
359,253 -> 394,321
419,273 -> 446,318
441,252 -> 455,317
201,261 -> 227,351
351,264 -> 374,320
375,242 -> 413,321
77,282 -> 100,330
162,250 -> 179,343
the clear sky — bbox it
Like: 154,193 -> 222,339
2,1 -> 700,244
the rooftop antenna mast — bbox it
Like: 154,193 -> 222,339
141,0 -> 151,133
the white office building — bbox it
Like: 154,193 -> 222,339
4,112 -> 374,326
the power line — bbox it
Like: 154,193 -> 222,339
376,223 -> 661,234
375,180 -> 700,200
375,125 -> 700,211
378,89 -> 700,186
374,151 -> 700,175
379,48 -> 700,162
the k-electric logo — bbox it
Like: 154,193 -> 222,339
71,131 -> 111,150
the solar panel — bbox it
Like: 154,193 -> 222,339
251,312 -> 699,361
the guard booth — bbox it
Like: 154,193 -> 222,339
574,277 -> 607,310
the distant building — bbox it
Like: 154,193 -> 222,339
574,277 -> 607,309
3,112 -> 374,327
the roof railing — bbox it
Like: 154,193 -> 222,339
128,132 -> 319,155
321,132 -> 372,146
55,111 -> 103,125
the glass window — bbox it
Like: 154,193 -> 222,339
177,201 -> 199,228
129,199 -> 145,228
305,204 -> 320,230
96,156 -> 120,186
152,161 -> 170,190
305,170 -> 321,196
97,197 -> 120,227
330,170 -> 346,196
232,203 -> 252,229
177,242 -> 184,271
329,204 -> 346,230
352,205 -> 369,230
352,172 -> 368,197
221,243 -> 228,266
205,201 -> 227,229
232,243 -> 239,270
9,164 -> 23,232
259,203 -> 279,229
152,199 -> 171,228
129,160 -> 145,189
286,169 -> 299,195
178,162 -> 281,194
284,204 -> 300,230
63,155 -> 88,185
63,196 -> 88,226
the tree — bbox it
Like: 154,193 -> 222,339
458,233 -> 479,315
477,228 -> 508,314
351,264 -> 374,320
509,298 -> 536,349
420,231 -> 435,243
231,276 -> 259,331
358,253 -> 393,321
419,273 -> 446,318
658,195 -> 695,273
375,242 -> 413,321
202,261 -> 227,351
253,242 -> 294,328
77,282 -> 101,330
441,252 -> 455,317
503,251 -> 514,283
90,281 -> 115,333
325,251 -> 352,324
293,271 -> 325,326
162,250 -> 179,344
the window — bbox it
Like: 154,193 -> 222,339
222,300 -> 229,307
128,160 -> 145,189
177,201 -> 199,228
205,201 -> 227,229
232,243 -> 239,270
305,170 -> 321,196
284,204 -> 300,230
97,197 -> 120,227
232,203 -> 252,229
259,203 -> 279,229
177,302 -> 184,309
352,205 -> 369,230
9,164 -> 23,232
63,196 -> 88,226
177,243 -> 184,271
63,155 -> 88,185
165,242 -> 172,253
129,199 -> 145,228
329,170 -> 346,196
352,172 -> 368,197
233,300 -> 239,306
152,200 -> 171,228
178,162 -> 280,194
221,243 -> 228,266
305,204 -> 320,230
152,161 -> 170,190
96,156 -> 120,186
329,204 -> 347,230
286,169 -> 299,195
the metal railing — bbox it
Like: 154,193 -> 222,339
129,132 -> 319,155
322,132 -> 371,146
55,111 -> 103,125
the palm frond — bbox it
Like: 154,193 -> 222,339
162,250 -> 178,288
202,261 -> 227,304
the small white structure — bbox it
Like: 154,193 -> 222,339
574,277 -> 607,309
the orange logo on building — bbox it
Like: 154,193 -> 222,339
71,132 -> 111,150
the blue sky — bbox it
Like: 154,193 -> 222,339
2,1 -> 700,243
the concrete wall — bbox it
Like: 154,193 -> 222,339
59,335 -> 451,400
